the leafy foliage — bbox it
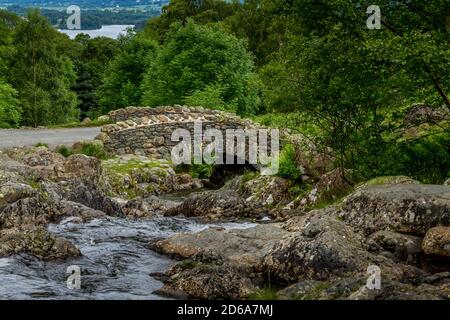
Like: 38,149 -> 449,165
99,31 -> 158,113
277,144 -> 302,183
141,20 -> 260,115
0,80 -> 21,128
8,9 -> 78,127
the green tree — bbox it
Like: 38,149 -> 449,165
72,35 -> 118,118
141,20 -> 260,115
144,0 -> 239,42
9,10 -> 78,127
224,0 -> 295,66
0,11 -> 21,127
98,31 -> 158,113
0,80 -> 21,128
261,0 -> 449,182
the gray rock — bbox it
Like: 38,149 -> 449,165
0,182 -> 37,207
366,230 -> 423,262
263,211 -> 369,283
338,184 -> 450,235
422,226 -> 450,258
151,224 -> 288,272
0,226 -> 81,261
165,189 -> 265,221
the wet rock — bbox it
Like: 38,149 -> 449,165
423,226 -> 450,258
0,227 -> 81,261
165,189 -> 264,221
60,200 -> 106,221
338,184 -> 450,236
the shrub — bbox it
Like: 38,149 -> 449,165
56,145 -> 72,157
0,80 -> 21,128
277,144 -> 302,182
34,142 -> 48,148
189,163 -> 214,179
80,142 -> 108,159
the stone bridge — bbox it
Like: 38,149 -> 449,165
96,106 -> 281,164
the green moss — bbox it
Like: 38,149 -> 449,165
102,158 -> 172,199
288,184 -> 308,199
309,195 -> 346,211
362,175 -> 419,186
103,159 -> 168,175
242,170 -> 260,184
26,179 -> 40,190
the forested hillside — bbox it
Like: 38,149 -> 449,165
7,5 -> 161,30
0,0 -> 449,184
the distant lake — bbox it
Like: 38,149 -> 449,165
58,25 -> 134,39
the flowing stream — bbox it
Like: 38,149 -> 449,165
0,214 -> 255,300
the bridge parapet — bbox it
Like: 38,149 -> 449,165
97,106 -> 268,159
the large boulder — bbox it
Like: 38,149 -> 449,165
151,224 -> 288,272
263,211 -> 370,283
101,156 -> 201,199
338,184 -> 450,236
150,224 -> 289,300
156,253 -> 256,300
164,189 -> 265,221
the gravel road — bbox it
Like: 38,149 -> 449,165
0,127 -> 101,149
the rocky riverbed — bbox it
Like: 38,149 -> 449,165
0,145 -> 449,300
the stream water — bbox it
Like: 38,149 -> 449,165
0,216 -> 255,300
